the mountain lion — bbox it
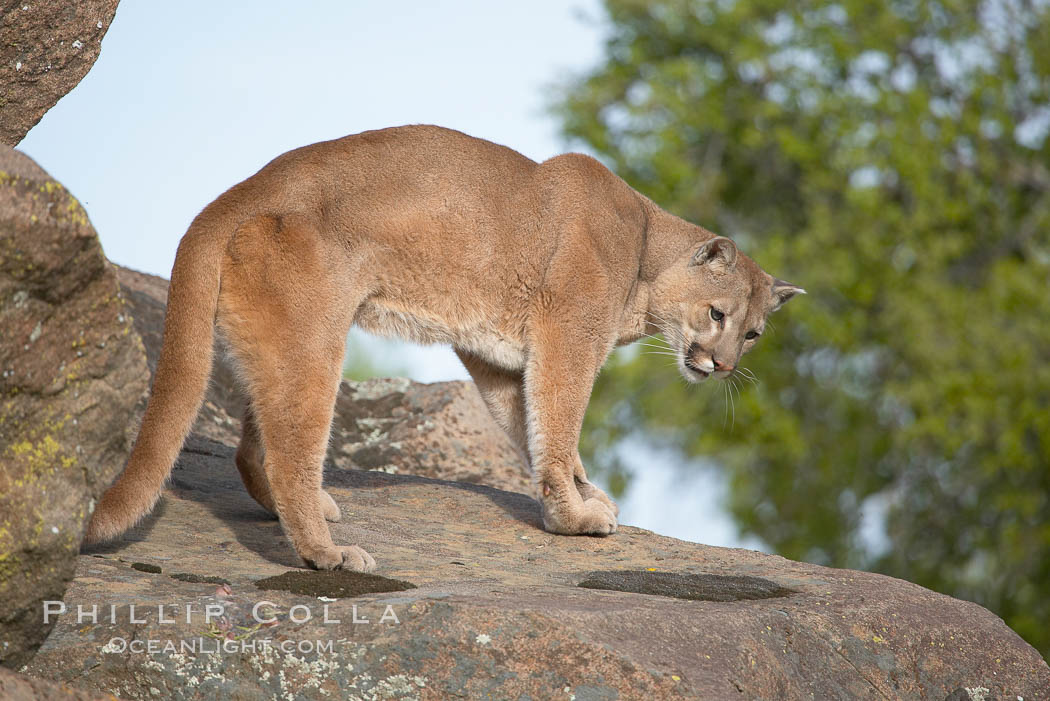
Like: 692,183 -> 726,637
84,125 -> 803,571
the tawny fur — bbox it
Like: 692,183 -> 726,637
83,125 -> 802,571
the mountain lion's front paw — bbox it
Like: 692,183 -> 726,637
575,479 -> 619,518
542,497 -> 618,536
301,544 -> 376,572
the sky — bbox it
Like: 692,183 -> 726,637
19,0 -> 760,551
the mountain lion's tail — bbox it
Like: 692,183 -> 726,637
84,206 -> 230,544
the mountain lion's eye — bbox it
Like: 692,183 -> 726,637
746,330 -> 759,340
710,308 -> 724,322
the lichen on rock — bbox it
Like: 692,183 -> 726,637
0,146 -> 149,669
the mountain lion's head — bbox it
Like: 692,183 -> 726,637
649,236 -> 804,383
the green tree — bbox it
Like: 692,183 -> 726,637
557,0 -> 1050,656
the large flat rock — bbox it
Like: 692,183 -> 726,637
23,436 -> 1050,699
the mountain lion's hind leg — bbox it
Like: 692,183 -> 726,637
219,213 -> 370,571
236,402 -> 341,522
235,402 -> 276,516
251,348 -> 368,570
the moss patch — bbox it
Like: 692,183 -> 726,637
255,570 -> 417,598
577,570 -> 794,602
171,572 -> 229,585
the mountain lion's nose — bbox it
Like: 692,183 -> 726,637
713,358 -> 734,372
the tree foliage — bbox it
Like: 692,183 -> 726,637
557,0 -> 1050,656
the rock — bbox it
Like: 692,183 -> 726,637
21,435 -> 1050,699
330,377 -> 531,493
0,147 -> 149,669
0,665 -> 119,701
114,265 -> 533,493
0,0 -> 121,146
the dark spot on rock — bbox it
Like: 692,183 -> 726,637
577,570 -> 794,602
130,562 -> 161,574
254,570 -> 417,598
170,572 -> 229,585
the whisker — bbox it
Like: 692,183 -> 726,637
645,311 -> 687,343
639,328 -> 672,340
722,381 -> 729,429
735,371 -> 758,387
648,326 -> 678,342
643,311 -> 668,328
729,379 -> 737,429
736,366 -> 759,386
645,310 -> 676,325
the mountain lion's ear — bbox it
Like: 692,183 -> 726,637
771,278 -> 805,311
690,236 -> 738,272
